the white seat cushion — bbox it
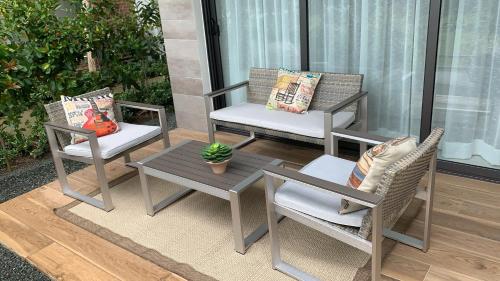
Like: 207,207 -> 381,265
210,103 -> 355,138
64,122 -> 161,159
275,155 -> 369,227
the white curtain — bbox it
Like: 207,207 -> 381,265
216,0 -> 301,105
309,0 -> 429,138
434,0 -> 500,167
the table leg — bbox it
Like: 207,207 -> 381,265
139,168 -> 194,216
229,190 -> 271,254
229,190 -> 245,254
139,167 -> 155,216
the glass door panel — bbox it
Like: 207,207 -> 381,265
308,0 -> 430,138
432,0 -> 500,169
215,0 -> 301,105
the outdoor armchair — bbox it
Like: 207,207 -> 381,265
263,128 -> 444,281
204,68 -> 368,153
44,87 -> 170,211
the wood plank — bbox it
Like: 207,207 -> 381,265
458,201 -> 500,226
0,210 -> 52,257
408,220 -> 500,263
435,183 -> 500,209
416,207 -> 500,242
435,173 -> 500,195
28,243 -> 121,281
424,266 -> 481,281
392,241 -> 500,280
0,188 -> 171,281
382,253 -> 430,281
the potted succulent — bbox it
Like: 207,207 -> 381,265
201,143 -> 233,174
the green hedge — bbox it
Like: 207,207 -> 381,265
0,0 -> 171,170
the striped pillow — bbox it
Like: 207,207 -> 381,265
339,136 -> 417,214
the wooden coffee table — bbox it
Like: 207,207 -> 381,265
134,140 -> 283,254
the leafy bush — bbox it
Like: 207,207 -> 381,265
116,78 -> 172,121
0,0 -> 91,169
0,0 -> 171,170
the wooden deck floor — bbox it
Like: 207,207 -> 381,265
1,128 -> 499,281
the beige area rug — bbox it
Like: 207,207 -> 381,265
55,175 -> 422,281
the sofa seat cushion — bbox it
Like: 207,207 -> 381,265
210,103 -> 355,139
64,122 -> 161,159
275,155 -> 369,227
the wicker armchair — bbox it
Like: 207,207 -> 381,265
204,68 -> 368,153
44,88 -> 170,211
263,128 -> 444,281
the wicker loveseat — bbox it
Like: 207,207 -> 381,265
204,68 -> 368,153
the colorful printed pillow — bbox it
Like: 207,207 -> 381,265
339,136 -> 417,214
61,94 -> 120,144
266,69 -> 322,114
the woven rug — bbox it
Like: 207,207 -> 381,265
55,175 -> 422,281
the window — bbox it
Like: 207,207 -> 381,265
309,0 -> 429,138
215,0 -> 301,105
432,0 -> 500,169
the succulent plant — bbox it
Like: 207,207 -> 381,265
201,143 -> 233,163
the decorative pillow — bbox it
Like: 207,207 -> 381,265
61,94 -> 120,144
266,69 -> 322,114
339,136 -> 417,214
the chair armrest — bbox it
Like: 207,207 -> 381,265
263,164 -> 383,208
115,100 -> 164,112
204,80 -> 249,99
332,128 -> 392,145
115,100 -> 170,147
44,122 -> 96,136
324,91 -> 368,115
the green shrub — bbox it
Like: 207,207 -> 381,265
116,78 -> 172,122
0,0 -> 171,170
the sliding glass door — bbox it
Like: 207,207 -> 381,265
432,0 -> 500,169
204,0 -> 500,180
308,0 -> 430,138
215,0 -> 301,105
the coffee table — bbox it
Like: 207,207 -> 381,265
134,140 -> 283,254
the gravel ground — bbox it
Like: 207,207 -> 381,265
0,246 -> 52,281
0,111 -> 176,280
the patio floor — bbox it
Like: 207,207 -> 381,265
0,128 -> 499,281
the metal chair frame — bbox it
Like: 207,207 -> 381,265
45,99 -> 170,211
263,129 -> 439,281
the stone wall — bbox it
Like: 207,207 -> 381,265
158,0 -> 211,132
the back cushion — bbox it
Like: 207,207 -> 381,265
266,69 -> 322,114
339,137 -> 417,214
62,94 -> 120,144
248,68 -> 363,111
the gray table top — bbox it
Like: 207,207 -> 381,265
143,140 -> 279,191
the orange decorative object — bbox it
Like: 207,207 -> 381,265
82,108 -> 118,138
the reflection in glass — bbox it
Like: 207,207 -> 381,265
432,0 -> 500,169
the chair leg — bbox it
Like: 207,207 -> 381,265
208,120 -> 216,144
324,113 -> 333,155
265,175 -> 282,268
124,153 -> 131,163
359,95 -> 368,156
372,206 -> 383,281
45,125 -> 114,211
94,158 -> 114,211
423,151 -> 437,252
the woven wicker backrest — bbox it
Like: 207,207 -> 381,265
357,128 -> 444,239
247,68 -> 363,112
44,88 -> 114,147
